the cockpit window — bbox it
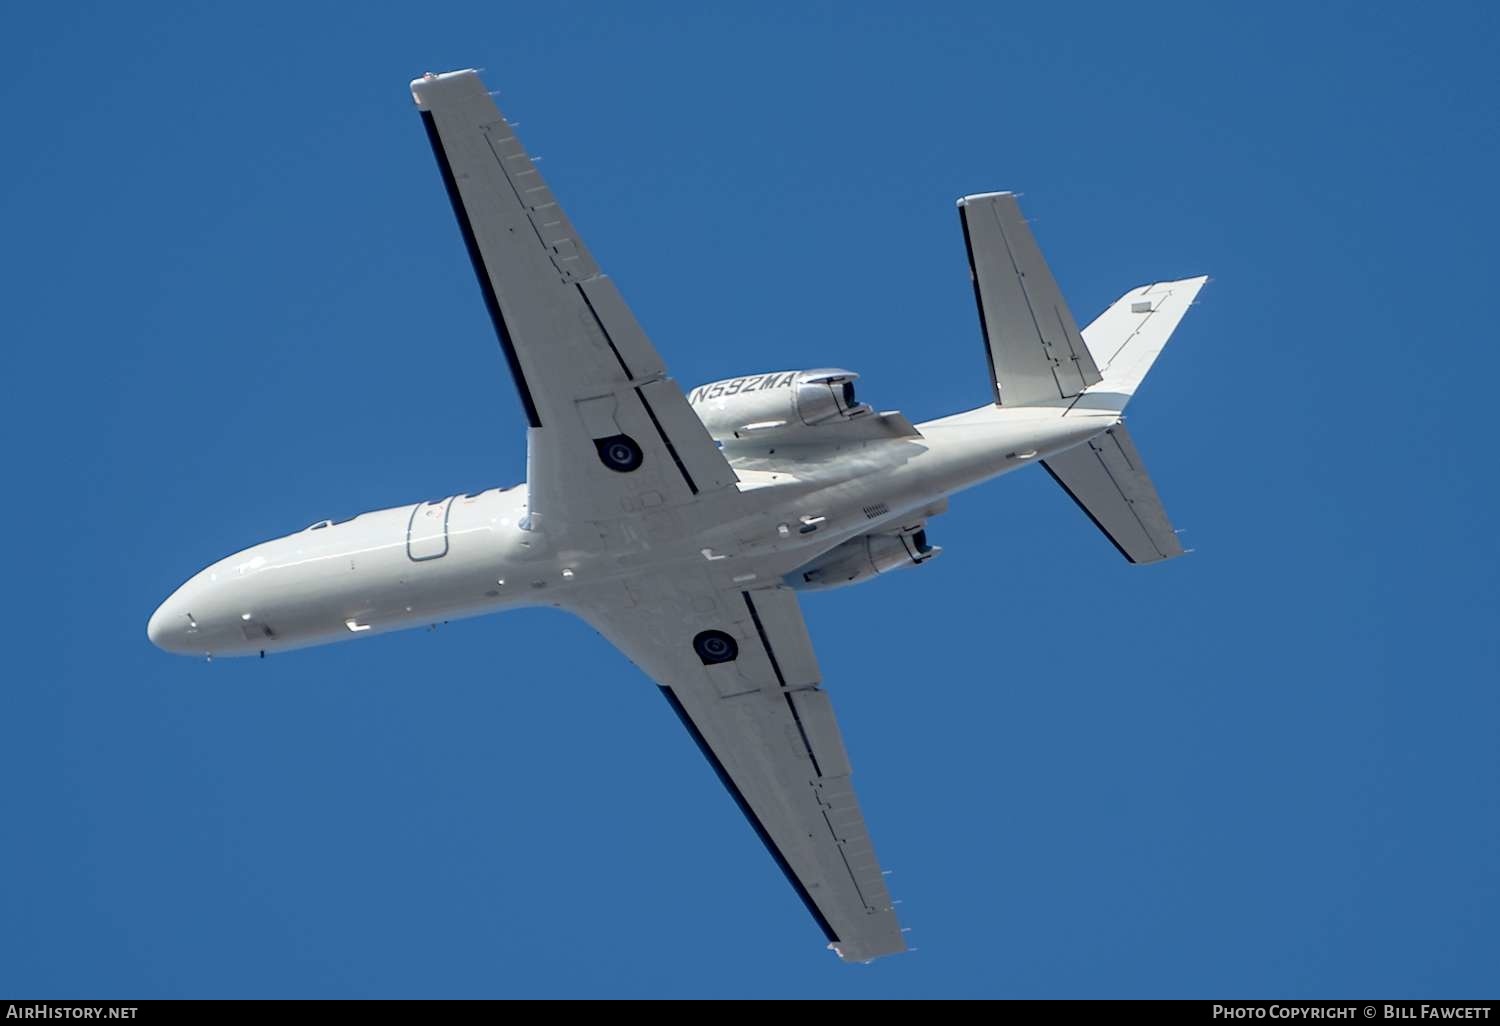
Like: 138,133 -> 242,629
310,514 -> 361,529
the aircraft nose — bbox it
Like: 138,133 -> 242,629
147,599 -> 174,651
147,589 -> 194,654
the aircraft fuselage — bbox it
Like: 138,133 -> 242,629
148,401 -> 1115,657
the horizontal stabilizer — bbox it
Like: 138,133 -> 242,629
1042,422 -> 1184,565
958,192 -> 1101,407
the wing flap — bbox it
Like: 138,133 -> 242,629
636,379 -> 740,495
576,277 -> 666,383
743,584 -> 821,688
789,688 -> 853,779
959,192 -> 1101,406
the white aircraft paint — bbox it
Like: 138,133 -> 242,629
148,400 -> 1116,657
147,68 -> 1206,962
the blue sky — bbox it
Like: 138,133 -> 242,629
3,0 -> 1497,999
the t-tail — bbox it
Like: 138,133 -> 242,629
957,192 -> 1208,564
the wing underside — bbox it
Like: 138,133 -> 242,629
413,70 -> 736,523
415,69 -> 903,961
578,582 -> 906,962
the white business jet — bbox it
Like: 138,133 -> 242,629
148,69 -> 1206,963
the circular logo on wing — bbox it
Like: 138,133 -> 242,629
692,630 -> 739,665
594,434 -> 644,473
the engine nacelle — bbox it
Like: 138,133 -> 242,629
788,525 -> 941,592
687,368 -> 873,445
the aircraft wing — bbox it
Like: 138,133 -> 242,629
577,580 -> 906,962
958,191 -> 1102,406
412,70 -> 737,523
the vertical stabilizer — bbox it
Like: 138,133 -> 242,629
1079,276 -> 1208,412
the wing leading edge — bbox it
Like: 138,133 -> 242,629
578,582 -> 906,962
